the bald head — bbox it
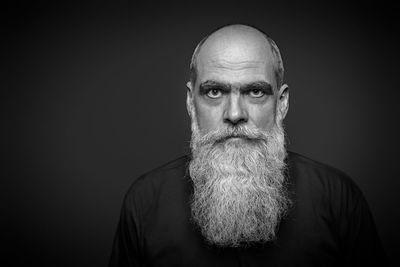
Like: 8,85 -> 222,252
189,24 -> 284,90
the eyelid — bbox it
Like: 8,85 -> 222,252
242,83 -> 273,96
206,88 -> 223,99
248,89 -> 265,98
245,88 -> 266,98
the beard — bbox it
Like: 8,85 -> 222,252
188,107 -> 290,247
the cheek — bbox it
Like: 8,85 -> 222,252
194,99 -> 223,132
249,102 -> 277,130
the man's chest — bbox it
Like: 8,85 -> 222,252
140,203 -> 342,267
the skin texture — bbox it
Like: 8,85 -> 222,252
187,25 -> 289,134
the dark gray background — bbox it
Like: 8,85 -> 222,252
2,2 -> 399,266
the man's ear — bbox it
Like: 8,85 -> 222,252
277,84 -> 289,120
186,81 -> 193,117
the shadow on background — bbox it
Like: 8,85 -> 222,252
2,1 -> 399,266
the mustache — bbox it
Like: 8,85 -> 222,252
193,125 -> 269,147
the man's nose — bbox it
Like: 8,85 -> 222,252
223,93 -> 248,125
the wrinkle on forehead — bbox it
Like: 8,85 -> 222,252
210,59 -> 266,70
202,43 -> 270,64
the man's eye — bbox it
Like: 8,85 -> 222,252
249,89 -> 265,98
206,89 -> 222,99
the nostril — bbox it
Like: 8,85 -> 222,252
223,117 -> 248,126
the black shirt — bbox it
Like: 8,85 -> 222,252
109,151 -> 386,266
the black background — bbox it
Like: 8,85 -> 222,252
2,1 -> 399,266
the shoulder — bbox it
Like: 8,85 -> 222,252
122,155 -> 190,211
134,155 -> 189,183
288,151 -> 359,188
287,151 -> 363,208
288,151 -> 350,179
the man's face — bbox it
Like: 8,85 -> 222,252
187,27 -> 290,247
188,30 -> 287,134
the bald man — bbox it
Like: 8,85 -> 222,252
109,24 -> 386,266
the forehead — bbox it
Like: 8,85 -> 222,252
196,29 -> 276,87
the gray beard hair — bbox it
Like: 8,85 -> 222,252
189,112 -> 290,247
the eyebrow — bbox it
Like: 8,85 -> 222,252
199,80 -> 230,94
241,81 -> 273,95
199,80 -> 273,95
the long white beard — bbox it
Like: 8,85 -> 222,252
189,105 -> 290,247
